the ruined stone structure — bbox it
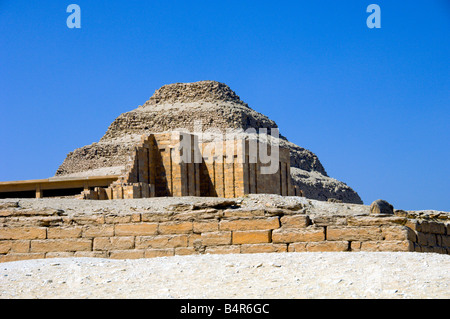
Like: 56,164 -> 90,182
0,80 -> 356,202
0,196 -> 448,262
80,131 -> 297,200
0,81 -> 448,263
55,81 -> 363,204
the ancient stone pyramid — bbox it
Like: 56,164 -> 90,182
56,80 -> 362,204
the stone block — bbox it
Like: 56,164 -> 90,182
71,215 -> 104,225
220,217 -> 280,231
141,212 -> 174,222
0,227 -> 46,240
232,230 -> 271,244
201,231 -> 232,246
158,221 -> 193,234
287,242 -> 307,252
135,235 -> 188,249
82,225 -> 115,238
105,215 -> 132,224
0,240 -> 30,254
115,223 -> 158,236
205,245 -> 241,255
381,226 -> 417,242
222,209 -> 265,218
405,219 -> 420,231
350,241 -> 362,251
272,227 -> 324,243
187,234 -> 202,247
131,214 -> 141,223
193,220 -> 219,233
175,247 -> 197,255
419,221 -> 446,235
347,216 -> 407,227
174,209 -> 219,221
30,239 -> 92,253
440,235 -> 450,248
370,199 -> 394,215
263,208 -> 292,217
306,241 -> 349,252
0,253 -> 45,263
93,237 -> 135,251
326,226 -> 383,241
47,227 -> 82,239
109,250 -> 144,259
280,215 -> 310,228
417,232 -> 437,247
360,240 -> 414,252
309,215 -> 347,227
240,243 -> 287,254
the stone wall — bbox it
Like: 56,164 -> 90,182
1,200 -> 448,262
121,132 -> 201,197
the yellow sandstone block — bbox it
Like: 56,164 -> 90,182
47,227 -> 82,239
359,240 -> 414,252
272,227 -> 325,243
326,226 -> 383,241
240,244 -> 287,254
232,230 -> 271,244
114,223 -> 158,236
193,220 -> 219,233
93,237 -> 135,251
205,245 -> 241,255
30,239 -> 92,253
158,221 -> 193,234
280,215 -> 310,228
0,240 -> 30,254
305,241 -> 349,252
174,247 -> 197,256
381,226 -> 416,242
220,217 -> 280,231
135,235 -> 188,249
0,227 -> 46,240
82,225 -> 115,238
0,253 -> 45,263
200,231 -> 232,246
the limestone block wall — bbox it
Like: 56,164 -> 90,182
199,139 -> 294,198
199,139 -> 247,198
82,133 -> 297,200
1,202 -> 448,263
101,132 -> 201,199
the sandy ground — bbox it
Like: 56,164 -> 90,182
0,252 -> 448,299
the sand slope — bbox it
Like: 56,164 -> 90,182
1,252 -> 448,299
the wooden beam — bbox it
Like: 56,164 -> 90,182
0,176 -> 119,194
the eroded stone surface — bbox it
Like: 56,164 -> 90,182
55,81 -> 362,204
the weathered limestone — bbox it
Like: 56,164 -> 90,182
0,196 -> 448,262
370,199 -> 394,215
54,81 -> 362,204
80,132 -> 295,200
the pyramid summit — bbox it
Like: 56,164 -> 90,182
55,81 -> 362,204
143,80 -> 248,107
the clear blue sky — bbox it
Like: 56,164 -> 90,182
0,1 -> 449,211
